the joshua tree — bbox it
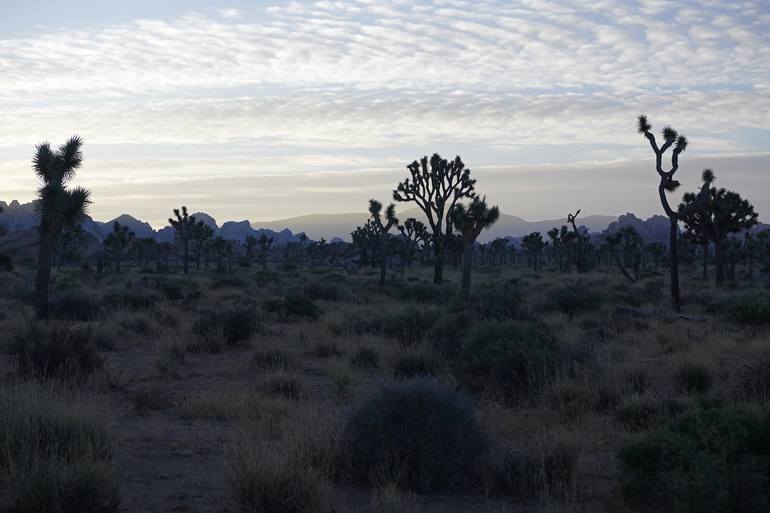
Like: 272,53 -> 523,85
638,115 -> 691,310
257,234 -> 273,270
679,169 -> 758,284
32,136 -> 91,318
449,196 -> 500,295
605,232 -> 636,283
104,222 -> 135,273
369,199 -> 399,285
398,218 -> 428,273
169,206 -> 197,274
352,220 -> 378,267
191,221 -> 213,270
393,154 -> 476,283
565,210 -> 595,272
521,232 -> 545,270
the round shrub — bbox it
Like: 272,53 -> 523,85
619,400 -> 770,513
381,307 -> 435,347
341,378 -> 487,492
304,281 -> 349,302
8,324 -> 102,379
458,320 -> 558,401
264,294 -> 320,320
49,289 -> 102,321
426,310 -> 473,357
544,284 -> 603,316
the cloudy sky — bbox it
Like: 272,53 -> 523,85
1,0 -> 769,226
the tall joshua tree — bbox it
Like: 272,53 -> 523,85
104,222 -> 135,273
393,154 -> 476,284
169,206 -> 197,274
33,136 -> 91,318
450,196 -> 500,295
679,169 -> 758,284
192,221 -> 213,270
521,232 -> 545,270
398,217 -> 428,273
369,199 -> 399,285
638,115 -> 690,311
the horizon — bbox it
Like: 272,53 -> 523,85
2,1 -> 770,225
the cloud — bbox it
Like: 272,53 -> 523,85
219,8 -> 243,19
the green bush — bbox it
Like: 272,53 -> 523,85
618,401 -> 770,513
0,383 -> 119,513
543,284 -> 602,316
341,378 -> 487,492
49,289 -> 102,321
7,324 -> 102,379
382,307 -> 435,347
304,281 -> 349,302
458,320 -> 558,401
732,296 -> 770,325
264,294 -> 320,320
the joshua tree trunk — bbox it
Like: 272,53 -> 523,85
433,237 -> 444,283
669,218 -> 680,310
35,230 -> 54,319
461,242 -> 473,296
714,240 -> 725,284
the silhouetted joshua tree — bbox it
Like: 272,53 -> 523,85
566,210 -> 595,273
352,220 -> 378,267
191,221 -> 213,270
257,234 -> 273,270
32,136 -> 91,318
369,199 -> 399,285
522,232 -> 545,270
679,169 -> 758,284
450,196 -> 500,296
104,222 -> 135,273
638,115 -> 690,310
393,154 -> 476,284
169,206 -> 197,274
398,217 -> 428,273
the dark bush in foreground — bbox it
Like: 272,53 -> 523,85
458,320 -> 558,401
544,284 -> 603,316
618,400 -> 770,513
426,310 -> 473,357
732,296 -> 770,325
0,253 -> 13,272
341,378 -> 487,492
0,384 -> 119,513
392,350 -> 442,379
8,324 -> 102,378
382,307 -> 435,346
103,288 -> 160,311
192,307 -> 262,347
49,289 -> 102,321
469,284 -> 526,321
304,281 -> 349,302
673,362 -> 712,395
264,294 -> 320,320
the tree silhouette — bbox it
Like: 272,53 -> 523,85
369,199 -> 399,285
32,136 -> 91,318
104,222 -> 135,273
169,206 -> 197,274
450,196 -> 500,295
393,154 -> 476,283
398,217 -> 428,273
638,115 -> 690,310
191,221 -> 213,270
521,232 -> 545,270
352,220 -> 378,267
257,234 -> 273,270
566,209 -> 595,272
679,169 -> 758,284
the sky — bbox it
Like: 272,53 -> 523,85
1,0 -> 769,227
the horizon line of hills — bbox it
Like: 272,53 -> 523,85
2,199 -> 768,246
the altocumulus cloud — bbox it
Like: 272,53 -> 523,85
0,0 -> 769,221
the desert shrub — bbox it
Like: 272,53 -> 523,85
227,440 -> 332,513
350,347 -> 379,369
0,383 -> 119,513
264,293 -> 320,320
0,253 -> 13,271
393,283 -> 455,304
543,284 -> 603,316
156,341 -> 186,379
103,288 -> 159,311
192,307 -> 262,347
7,324 -> 102,379
614,393 -> 686,431
673,362 -> 712,395
734,358 -> 770,404
118,312 -> 155,336
493,432 -> 583,500
49,289 -> 102,321
469,283 -> 526,321
425,310 -> 473,357
732,296 -> 770,325
154,278 -> 201,301
341,378 -> 487,492
392,350 -> 442,379
622,367 -> 649,396
618,400 -> 770,513
251,348 -> 298,371
308,343 -> 343,358
304,281 -> 348,302
382,307 -> 435,346
211,275 -> 249,290
458,320 -> 558,401
261,374 -> 307,401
